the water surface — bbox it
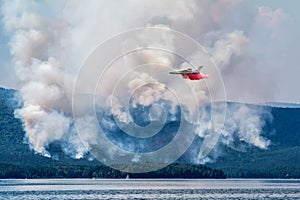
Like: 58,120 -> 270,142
0,179 -> 299,199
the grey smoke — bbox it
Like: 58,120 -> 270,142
1,0 -> 277,162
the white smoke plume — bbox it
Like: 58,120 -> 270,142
221,104 -> 271,149
1,0 -> 277,162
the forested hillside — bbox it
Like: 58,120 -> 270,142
1,87 -> 300,178
0,88 -> 225,178
208,107 -> 300,178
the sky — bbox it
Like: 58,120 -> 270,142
0,0 -> 299,104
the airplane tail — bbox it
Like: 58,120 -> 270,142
197,66 -> 203,72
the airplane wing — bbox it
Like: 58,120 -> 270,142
169,68 -> 194,74
169,66 -> 204,74
169,71 -> 182,74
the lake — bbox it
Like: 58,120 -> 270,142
0,179 -> 300,199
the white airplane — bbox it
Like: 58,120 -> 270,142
169,66 -> 208,80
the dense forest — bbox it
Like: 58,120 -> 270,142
0,163 -> 225,179
1,87 -> 300,178
0,88 -> 225,179
208,106 -> 300,178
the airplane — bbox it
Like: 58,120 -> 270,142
169,66 -> 208,80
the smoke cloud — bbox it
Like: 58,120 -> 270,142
1,0 -> 278,163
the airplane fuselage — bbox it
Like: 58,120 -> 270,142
169,66 -> 207,80
182,73 -> 208,80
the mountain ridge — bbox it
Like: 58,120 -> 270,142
1,87 -> 300,178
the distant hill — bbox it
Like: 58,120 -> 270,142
1,87 -> 300,178
207,106 -> 300,178
0,87 -> 101,167
0,88 -> 224,179
262,102 -> 300,108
